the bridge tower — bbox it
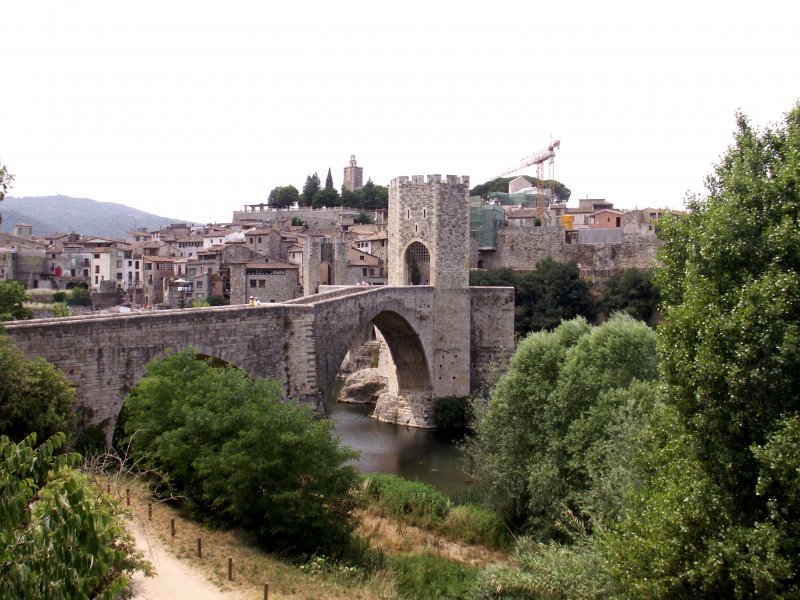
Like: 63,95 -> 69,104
387,174 -> 472,401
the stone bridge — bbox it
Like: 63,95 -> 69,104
5,284 -> 513,440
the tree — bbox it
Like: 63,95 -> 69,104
122,349 -> 359,556
410,257 -> 421,285
0,331 -> 75,442
656,102 -> 800,515
0,280 -> 32,321
0,432 -> 148,598
311,186 -> 340,208
0,159 -> 13,224
267,185 -> 299,209
600,267 -> 660,326
466,315 -> 658,537
516,259 -> 595,334
301,172 -> 321,207
469,176 -> 571,203
325,167 -> 334,190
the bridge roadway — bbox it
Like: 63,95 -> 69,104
4,285 -> 513,441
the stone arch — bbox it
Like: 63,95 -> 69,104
403,240 -> 431,285
320,306 -> 432,406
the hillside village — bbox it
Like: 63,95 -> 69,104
0,170 -> 678,309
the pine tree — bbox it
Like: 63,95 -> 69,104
325,168 -> 334,190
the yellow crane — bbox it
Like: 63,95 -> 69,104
497,139 -> 561,221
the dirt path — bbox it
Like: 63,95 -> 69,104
129,524 -> 244,600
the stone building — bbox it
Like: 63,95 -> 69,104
343,154 -> 364,191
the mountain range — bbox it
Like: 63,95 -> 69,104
0,195 -> 189,240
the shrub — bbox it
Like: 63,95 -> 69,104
52,291 -> 67,303
123,348 -> 359,556
389,552 -> 478,600
362,473 -> 450,529
0,433 -> 149,598
433,396 -> 473,431
0,331 -> 75,442
50,302 -> 72,317
441,504 -> 510,549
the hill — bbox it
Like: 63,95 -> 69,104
0,195 -> 188,239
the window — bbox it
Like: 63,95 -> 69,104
116,260 -> 122,268
83,269 -> 89,277
258,280 -> 266,288
94,254 -> 100,259
84,258 -> 90,267
196,281 -> 203,289
249,237 -> 254,244
135,261 -> 139,269
360,255 -> 365,261
94,276 -> 98,284
94,265 -> 100,274
250,280 -> 257,288
362,268 -> 368,276
258,237 -> 262,243
145,263 -> 152,270
116,272 -> 123,280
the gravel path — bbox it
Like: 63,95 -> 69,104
129,525 -> 244,600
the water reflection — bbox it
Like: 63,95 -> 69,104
325,398 -> 471,492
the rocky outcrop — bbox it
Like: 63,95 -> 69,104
338,368 -> 386,404
372,391 -> 437,429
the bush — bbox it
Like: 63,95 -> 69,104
0,331 -> 75,442
50,302 -> 72,317
362,473 -> 450,529
0,280 -> 31,321
441,504 -> 510,549
52,291 -> 67,303
0,433 -> 149,598
433,396 -> 473,431
389,552 -> 478,600
123,348 -> 359,556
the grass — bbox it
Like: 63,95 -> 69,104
102,476 -> 512,599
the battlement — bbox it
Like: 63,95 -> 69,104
390,174 -> 470,188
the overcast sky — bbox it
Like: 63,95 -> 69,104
1,0 -> 798,225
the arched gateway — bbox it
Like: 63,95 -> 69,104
5,174 -> 514,439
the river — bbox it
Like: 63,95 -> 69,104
324,396 -> 472,492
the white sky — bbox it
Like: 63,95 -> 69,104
1,0 -> 798,224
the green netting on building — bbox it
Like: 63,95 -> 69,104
470,199 -> 505,251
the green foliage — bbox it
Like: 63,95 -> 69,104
206,295 -> 227,306
0,280 -> 32,321
410,257 -> 422,285
516,259 -> 595,334
341,180 -> 389,210
433,396 -> 473,431
0,331 -> 75,442
469,176 -> 571,203
267,184 -> 300,209
472,533 -> 611,600
69,286 -> 90,301
51,291 -> 66,303
122,348 -> 359,556
389,552 -> 478,600
0,433 -> 148,598
362,473 -> 450,529
50,302 -> 71,317
465,315 -> 658,537
301,172 -> 321,207
655,102 -> 800,517
325,167 -> 334,190
441,504 -> 510,549
470,261 -> 595,335
312,186 -> 341,208
354,211 -> 374,224
0,160 -> 13,207
600,267 -> 660,326
190,297 -> 209,308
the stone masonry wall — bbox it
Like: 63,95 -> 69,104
469,286 -> 515,392
478,227 -> 659,276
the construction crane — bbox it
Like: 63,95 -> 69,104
497,139 -> 561,221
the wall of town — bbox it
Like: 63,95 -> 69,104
477,227 -> 659,276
